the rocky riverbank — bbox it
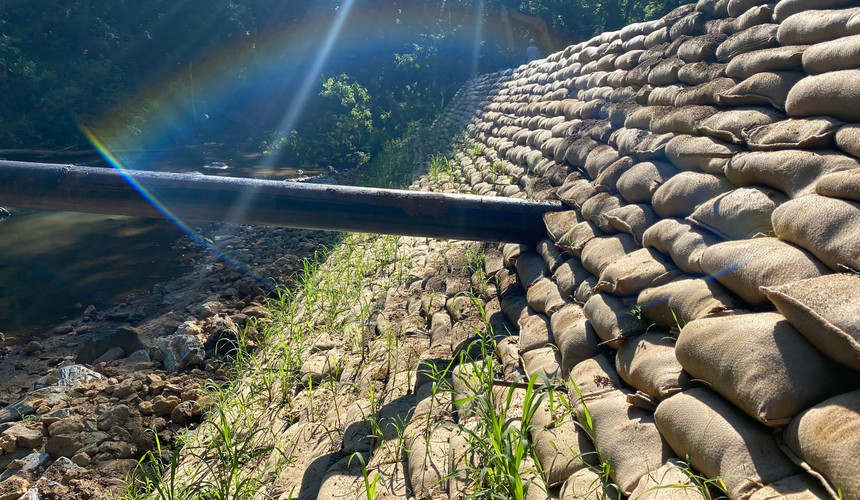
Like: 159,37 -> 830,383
0,174 -> 357,499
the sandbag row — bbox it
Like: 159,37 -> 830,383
415,0 -> 860,497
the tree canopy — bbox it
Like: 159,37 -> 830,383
0,0 -> 685,162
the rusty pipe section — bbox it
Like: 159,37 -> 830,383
0,160 -> 562,243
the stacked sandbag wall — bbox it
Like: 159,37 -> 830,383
405,0 -> 860,498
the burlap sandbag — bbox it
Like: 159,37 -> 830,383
521,346 -> 563,381
642,218 -> 722,275
577,391 -> 676,497
637,275 -> 742,328
749,474 -> 833,500
725,45 -> 807,79
716,71 -> 804,110
699,106 -> 786,144
611,128 -> 649,155
616,330 -> 692,400
537,238 -> 566,273
584,144 -> 621,179
559,467 -> 621,500
651,171 -> 735,218
782,390 -> 860,500
654,388 -> 799,500
603,203 -> 658,245
669,10 -> 708,39
531,420 -> 599,488
594,248 -> 681,297
716,24 -> 779,62
501,294 -> 529,327
727,0 -> 770,17
777,7 -> 860,46
722,4 -> 776,34
700,237 -> 831,306
771,194 -> 860,272
762,274 -> 860,370
648,56 -> 685,86
568,354 -> 625,404
726,150 -> 860,198
557,221 -> 604,258
584,293 -> 649,348
497,268 -> 525,299
527,276 -> 568,316
516,251 -> 550,289
553,258 -> 591,299
674,77 -> 738,106
774,0 -> 858,22
557,176 -> 598,210
594,156 -> 635,192
786,71 -> 860,122
835,124 -> 860,158
677,62 -> 728,85
676,312 -> 852,426
628,458 -> 702,499
518,311 -> 553,354
625,105 -> 661,129
580,233 -> 639,277
648,85 -> 688,106
743,117 -> 842,151
581,192 -> 625,232
650,105 -> 718,135
687,186 -> 787,240
677,33 -> 727,62
803,33 -> 860,75
665,134 -> 743,173
574,275 -> 600,304
815,167 -> 860,202
550,303 -> 601,376
565,137 -> 602,169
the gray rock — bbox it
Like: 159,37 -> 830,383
56,365 -> 103,390
0,452 -> 48,481
92,346 -> 125,365
0,387 -> 66,423
125,349 -> 151,363
97,405 -> 130,431
48,417 -> 84,437
45,434 -> 82,458
157,335 -> 205,372
76,326 -> 145,364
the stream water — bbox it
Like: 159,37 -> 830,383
0,147 -> 325,342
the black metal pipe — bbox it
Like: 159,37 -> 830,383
0,160 -> 562,243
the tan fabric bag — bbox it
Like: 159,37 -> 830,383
782,390 -> 860,500
654,388 -> 799,500
743,117 -> 842,151
762,273 -> 860,371
637,275 -> 742,328
786,71 -> 860,122
550,303 -> 601,376
676,312 -> 853,426
583,292 -> 648,348
617,160 -> 679,204
687,186 -> 787,240
726,150 -> 860,198
725,45 -> 807,79
642,218 -> 722,275
603,203 -> 658,245
594,248 -> 681,297
815,167 -> 860,202
700,237 -> 831,306
651,171 -> 735,218
771,194 -> 860,272
616,331 -> 691,400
